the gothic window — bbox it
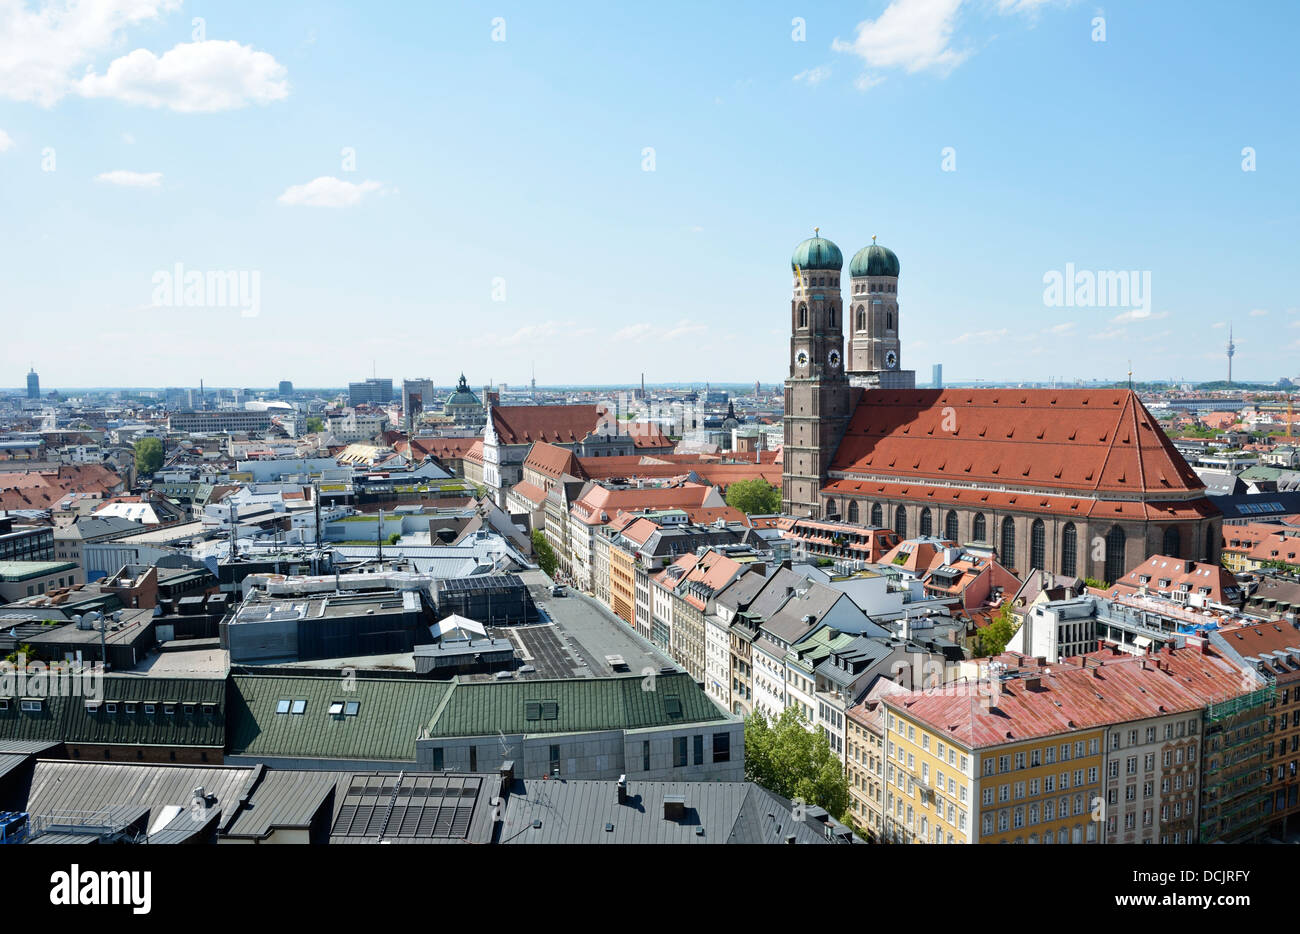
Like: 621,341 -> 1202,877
848,501 -> 859,524
871,503 -> 883,526
798,304 -> 808,329
825,498 -> 837,518
1031,519 -> 1046,570
1001,519 -> 1017,570
1104,526 -> 1126,584
945,511 -> 959,541
887,311 -> 894,331
856,306 -> 865,330
1061,523 -> 1078,576
895,506 -> 907,538
972,514 -> 987,543
1163,526 -> 1180,557
920,508 -> 933,537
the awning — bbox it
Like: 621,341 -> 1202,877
1133,635 -> 1153,648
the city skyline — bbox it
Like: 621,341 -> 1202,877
1,1 -> 1297,386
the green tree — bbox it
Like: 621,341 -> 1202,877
725,478 -> 781,515
531,530 -> 558,578
306,417 -> 325,433
134,437 -> 163,475
745,707 -> 849,818
974,602 -> 1020,657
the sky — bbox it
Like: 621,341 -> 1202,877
1,0 -> 1297,390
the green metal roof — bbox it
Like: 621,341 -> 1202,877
226,674 -> 453,762
791,236 -> 843,272
849,241 -> 900,278
0,675 -> 226,748
425,671 -> 729,738
0,561 -> 79,582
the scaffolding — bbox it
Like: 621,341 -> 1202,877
1200,685 -> 1274,843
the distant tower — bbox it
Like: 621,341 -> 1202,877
932,363 -> 943,389
1226,325 -> 1236,385
26,367 -> 39,400
782,230 -> 851,519
531,362 -> 536,402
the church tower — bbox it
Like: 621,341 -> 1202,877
783,232 -> 852,519
847,237 -> 915,389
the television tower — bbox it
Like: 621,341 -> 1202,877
1226,325 -> 1236,385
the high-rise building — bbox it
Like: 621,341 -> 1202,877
348,378 -> 393,407
26,368 -> 39,400
402,377 -> 437,432
932,363 -> 943,389
278,380 -> 294,397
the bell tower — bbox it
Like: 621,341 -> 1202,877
782,231 -> 851,519
847,236 -> 914,389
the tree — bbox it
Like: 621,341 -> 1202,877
745,707 -> 849,818
134,437 -> 163,475
306,417 -> 325,433
974,601 -> 1020,657
531,530 -> 558,578
725,478 -> 781,515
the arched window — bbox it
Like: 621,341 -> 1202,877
1001,519 -> 1016,570
972,513 -> 987,543
831,306 -> 837,328
1163,526 -> 1180,557
920,508 -> 933,537
945,511 -> 960,541
887,310 -> 894,331
1061,523 -> 1077,576
857,306 -> 865,330
825,498 -> 837,519
798,303 -> 807,328
895,506 -> 907,538
1031,518 -> 1046,570
847,500 -> 859,524
871,503 -> 883,526
1104,525 -> 1126,584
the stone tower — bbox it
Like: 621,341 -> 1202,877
847,237 -> 914,389
782,232 -> 852,519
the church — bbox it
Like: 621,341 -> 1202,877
780,233 -> 1221,584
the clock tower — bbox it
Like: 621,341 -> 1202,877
847,237 -> 915,389
783,232 -> 852,519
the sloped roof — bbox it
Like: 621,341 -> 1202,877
831,389 -> 1205,498
491,404 -> 603,446
424,671 -> 729,737
523,441 -> 587,480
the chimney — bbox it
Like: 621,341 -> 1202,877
617,774 -> 628,805
499,759 -> 515,787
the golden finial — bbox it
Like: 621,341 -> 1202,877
814,227 -> 819,237
872,235 -> 877,243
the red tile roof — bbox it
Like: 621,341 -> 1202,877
829,389 -> 1205,504
491,404 -> 603,446
1112,554 -> 1243,604
0,464 -> 123,510
509,480 -> 548,507
408,436 -> 482,462
523,442 -> 587,481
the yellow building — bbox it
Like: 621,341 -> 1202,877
882,681 -> 1105,844
609,541 -> 637,626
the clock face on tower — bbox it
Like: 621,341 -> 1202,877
796,350 -> 809,369
885,349 -> 898,370
827,349 -> 841,369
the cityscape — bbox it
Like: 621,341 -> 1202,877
0,0 -> 1294,906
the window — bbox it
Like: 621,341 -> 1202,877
550,744 -> 561,775
946,511 -> 960,541
144,703 -> 156,715
290,700 -> 305,715
1104,526 -> 1126,584
674,736 -> 688,768
20,699 -> 41,712
920,508 -> 933,537
1030,519 -> 1045,570
163,703 -> 176,716
1001,519 -> 1017,570
643,740 -> 651,772
973,514 -> 987,542
329,701 -> 345,716
1061,523 -> 1077,576
713,732 -> 730,763
693,734 -> 704,766
431,748 -> 444,770
344,701 -> 360,716
276,699 -> 292,715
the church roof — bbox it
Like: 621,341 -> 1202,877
523,441 -> 588,481
826,389 -> 1212,519
490,404 -> 604,446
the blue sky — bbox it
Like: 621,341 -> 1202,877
1,0 -> 1297,390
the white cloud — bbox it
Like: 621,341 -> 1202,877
94,168 -> 161,187
277,176 -> 384,207
1249,308 -> 1268,317
832,0 -> 969,78
78,40 -> 288,112
793,65 -> 831,85
1112,309 -> 1169,324
948,327 -> 1008,344
0,129 -> 12,152
1044,321 -> 1076,335
854,73 -> 886,92
612,320 -> 706,343
1211,321 -> 1226,329
613,323 -> 655,342
1095,327 -> 1127,341
0,2 -> 287,112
